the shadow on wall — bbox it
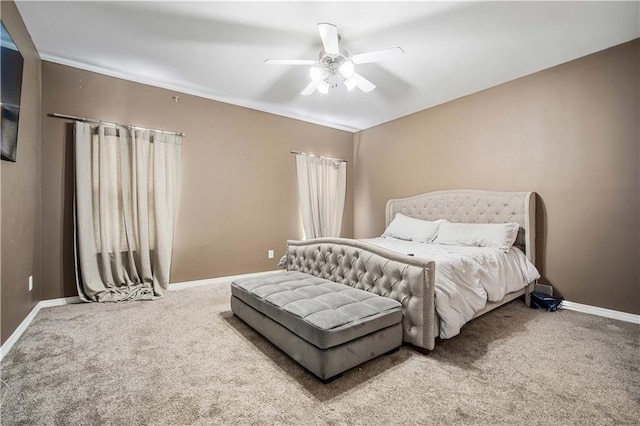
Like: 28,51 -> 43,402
534,193 -> 560,298
62,123 -> 77,297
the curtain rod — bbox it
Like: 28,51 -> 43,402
49,113 -> 186,137
290,150 -> 348,163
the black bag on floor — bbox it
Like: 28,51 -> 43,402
530,292 -> 563,312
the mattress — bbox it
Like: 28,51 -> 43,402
360,237 -> 540,339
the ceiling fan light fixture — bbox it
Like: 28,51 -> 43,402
344,76 -> 357,92
338,61 -> 354,78
317,81 -> 330,94
309,65 -> 324,81
264,22 -> 403,97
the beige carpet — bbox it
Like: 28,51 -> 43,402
1,282 -> 638,425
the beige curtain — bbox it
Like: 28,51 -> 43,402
74,122 -> 181,302
295,153 -> 346,239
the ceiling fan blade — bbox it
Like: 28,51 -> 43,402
264,59 -> 316,66
317,23 -> 339,55
301,79 -> 320,96
352,47 -> 405,64
352,73 -> 376,93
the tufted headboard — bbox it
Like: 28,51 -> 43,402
385,189 -> 536,264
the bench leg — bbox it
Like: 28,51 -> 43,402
320,373 -> 343,384
384,346 -> 400,356
412,345 -> 431,355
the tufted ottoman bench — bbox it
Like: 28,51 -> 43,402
231,271 -> 403,381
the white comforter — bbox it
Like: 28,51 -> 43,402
360,237 -> 540,339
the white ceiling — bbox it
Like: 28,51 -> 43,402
16,1 -> 640,132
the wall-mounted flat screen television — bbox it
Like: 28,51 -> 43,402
1,20 -> 24,162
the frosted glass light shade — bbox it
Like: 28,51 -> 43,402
339,61 -> 354,78
309,65 -> 324,81
317,81 -> 330,94
344,76 -> 357,91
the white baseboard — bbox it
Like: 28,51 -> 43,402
0,270 -> 284,362
39,296 -> 82,308
0,296 -> 81,362
560,301 -> 640,324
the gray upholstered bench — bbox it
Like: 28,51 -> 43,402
231,271 -> 403,381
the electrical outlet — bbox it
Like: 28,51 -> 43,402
28,275 -> 33,292
268,250 -> 274,259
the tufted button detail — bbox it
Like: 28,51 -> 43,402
388,191 -> 526,230
286,240 -> 430,348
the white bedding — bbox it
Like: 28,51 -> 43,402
360,237 -> 540,339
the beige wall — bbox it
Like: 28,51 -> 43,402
0,1 -> 43,344
354,40 -> 640,315
40,61 -> 353,299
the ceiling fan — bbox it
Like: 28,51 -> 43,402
265,23 -> 404,96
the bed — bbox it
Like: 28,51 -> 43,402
285,189 -> 540,351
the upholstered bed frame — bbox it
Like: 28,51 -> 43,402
286,189 -> 537,351
385,189 -> 536,264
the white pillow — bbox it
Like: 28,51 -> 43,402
382,213 -> 446,243
433,222 -> 520,252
